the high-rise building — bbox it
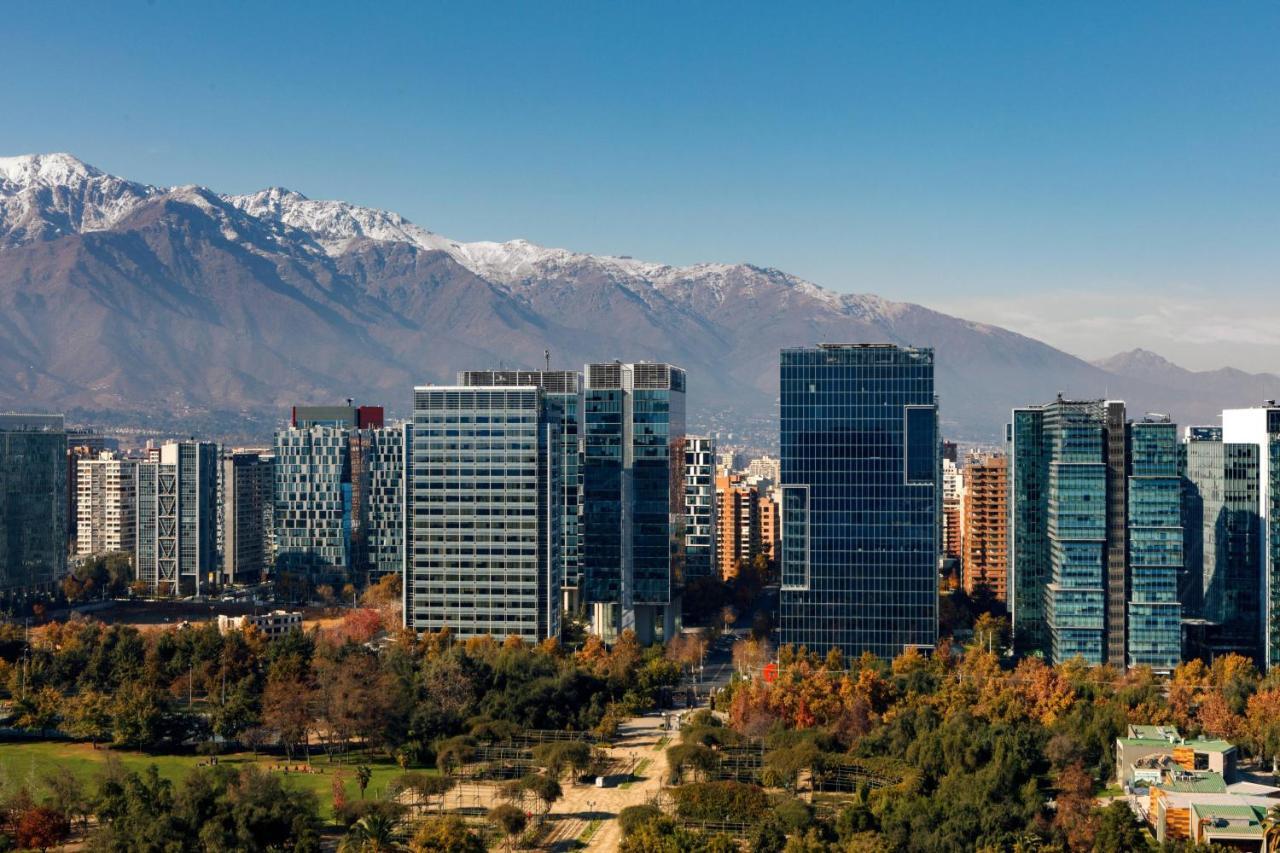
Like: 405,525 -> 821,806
459,371 -> 583,609
716,470 -> 761,580
961,453 -> 1008,601
1221,407 -> 1280,669
942,458 -> 964,561
221,451 -> 273,585
779,344 -> 939,659
1010,399 -> 1121,665
1182,426 -> 1261,662
273,426 -> 353,588
362,424 -> 409,583
75,453 -> 137,557
582,362 -> 686,643
1009,399 -> 1184,668
1126,418 -> 1183,671
406,385 -> 561,643
758,489 -> 779,564
0,414 -> 67,596
136,441 -> 218,597
684,436 -> 717,582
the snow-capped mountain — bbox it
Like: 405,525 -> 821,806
0,153 -> 1253,441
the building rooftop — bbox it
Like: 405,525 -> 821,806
1159,773 -> 1227,794
1189,803 -> 1266,839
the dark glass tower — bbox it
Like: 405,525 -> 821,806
582,362 -> 686,644
1126,419 -> 1182,671
778,344 -> 939,659
0,414 -> 67,597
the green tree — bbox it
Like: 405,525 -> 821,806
1093,801 -> 1150,852
407,816 -> 485,853
487,803 -> 526,852
339,812 -> 402,853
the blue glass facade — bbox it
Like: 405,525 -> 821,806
1126,421 -> 1182,670
778,344 -> 939,660
0,414 -> 67,596
1012,399 -> 1123,665
581,363 -> 686,643
1010,408 -> 1050,656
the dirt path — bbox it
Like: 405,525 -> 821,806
544,713 -> 673,851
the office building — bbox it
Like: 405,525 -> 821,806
274,426 -> 353,587
292,405 -> 384,430
0,414 -> 67,596
75,453 -> 137,557
582,362 -> 686,643
779,344 -> 939,659
1182,426 -> 1261,662
1221,407 -> 1280,669
407,385 -> 561,643
1126,418 -> 1183,671
361,424 -> 409,582
221,451 -> 273,585
961,452 -> 1008,601
136,441 -> 218,597
684,436 -> 717,582
1010,398 -> 1124,665
459,370 -> 583,607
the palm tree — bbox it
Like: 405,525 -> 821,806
1264,803 -> 1280,853
339,813 -> 402,853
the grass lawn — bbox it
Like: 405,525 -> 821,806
0,740 -> 431,821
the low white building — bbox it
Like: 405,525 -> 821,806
217,609 -> 303,639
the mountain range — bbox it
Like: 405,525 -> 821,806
1,152 -> 1276,445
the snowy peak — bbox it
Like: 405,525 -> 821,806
0,153 -> 159,247
0,152 -> 105,185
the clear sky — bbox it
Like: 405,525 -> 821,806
3,2 -> 1278,370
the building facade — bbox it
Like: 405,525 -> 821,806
779,344 -> 939,659
459,371 -> 583,609
361,424 -> 408,583
136,441 -> 218,597
942,458 -> 964,562
1126,419 -> 1183,671
684,436 -> 717,582
1221,407 -> 1280,669
75,453 -> 137,557
1182,426 -> 1261,662
0,414 -> 67,596
274,427 -> 353,588
406,386 -> 561,643
582,362 -> 686,643
221,451 -> 273,585
961,452 -> 1008,600
715,470 -> 761,580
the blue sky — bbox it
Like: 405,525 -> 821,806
3,2 -> 1278,368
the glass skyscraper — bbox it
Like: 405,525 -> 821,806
1126,419 -> 1182,671
0,414 -> 67,597
1222,407 -> 1280,669
778,344 -> 939,659
582,362 -> 686,644
1010,399 -> 1127,665
136,441 -> 218,597
407,385 -> 561,643
1182,426 -> 1261,662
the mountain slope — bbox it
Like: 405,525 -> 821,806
0,153 -> 1248,442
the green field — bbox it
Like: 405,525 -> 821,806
0,740 -> 428,821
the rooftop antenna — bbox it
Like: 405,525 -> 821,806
544,349 -> 551,372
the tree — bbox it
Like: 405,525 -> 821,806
64,688 -> 114,748
339,812 -> 402,853
488,803 -> 527,852
1093,801 -> 1149,853
1053,763 -> 1098,851
356,765 -> 373,799
1264,804 -> 1280,853
263,671 -> 315,762
16,805 -> 71,852
407,816 -> 485,853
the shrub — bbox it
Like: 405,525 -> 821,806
671,781 -> 768,821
